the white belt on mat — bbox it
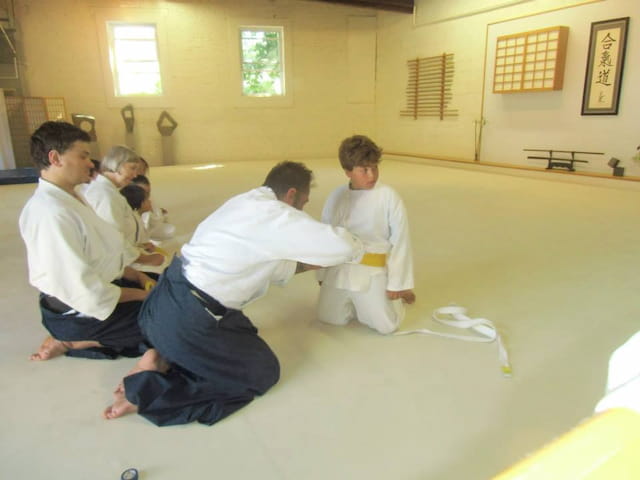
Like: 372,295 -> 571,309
394,305 -> 512,377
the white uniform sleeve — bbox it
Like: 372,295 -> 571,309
88,189 -> 124,233
134,212 -> 150,244
28,211 -> 121,320
87,190 -> 140,265
271,260 -> 297,286
264,208 -> 364,267
316,188 -> 345,282
386,190 -> 414,291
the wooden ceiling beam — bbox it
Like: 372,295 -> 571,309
309,0 -> 414,14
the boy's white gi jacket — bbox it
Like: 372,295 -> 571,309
316,182 -> 414,292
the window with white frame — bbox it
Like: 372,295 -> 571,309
107,22 -> 163,97
239,27 -> 285,97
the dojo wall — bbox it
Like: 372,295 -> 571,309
375,0 -> 640,176
14,0 -> 377,166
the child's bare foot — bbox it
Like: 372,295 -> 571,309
29,336 -> 69,361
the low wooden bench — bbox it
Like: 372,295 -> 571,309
524,149 -> 604,172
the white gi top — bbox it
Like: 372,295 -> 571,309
142,208 -> 176,241
19,179 -> 125,320
181,186 -> 364,310
84,174 -> 139,265
317,182 -> 414,292
132,210 -> 150,245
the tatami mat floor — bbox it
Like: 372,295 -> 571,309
1,158 -> 638,479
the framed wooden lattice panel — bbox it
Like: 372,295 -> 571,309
493,26 -> 568,93
4,96 -> 67,167
401,53 -> 457,120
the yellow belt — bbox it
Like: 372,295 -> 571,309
360,253 -> 387,267
153,246 -> 169,257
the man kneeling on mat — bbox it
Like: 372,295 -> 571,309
104,161 -> 364,426
19,121 -> 155,361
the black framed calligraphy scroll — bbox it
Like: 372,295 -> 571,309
581,17 -> 629,115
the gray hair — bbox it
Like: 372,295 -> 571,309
101,145 -> 140,173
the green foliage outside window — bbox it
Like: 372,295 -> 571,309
241,29 -> 283,96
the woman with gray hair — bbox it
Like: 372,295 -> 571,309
85,145 -> 163,267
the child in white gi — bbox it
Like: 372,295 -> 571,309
120,183 -> 169,273
317,135 -> 415,334
120,184 -> 158,248
131,174 -> 176,242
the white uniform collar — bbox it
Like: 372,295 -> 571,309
349,182 -> 381,193
38,177 -> 88,205
95,173 -> 119,191
256,185 -> 277,199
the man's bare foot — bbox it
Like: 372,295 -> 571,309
105,350 -> 170,419
113,349 -> 170,395
103,396 -> 138,420
29,338 -> 102,361
29,336 -> 69,361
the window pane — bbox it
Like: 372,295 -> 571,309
114,40 -> 158,62
117,73 -> 162,96
113,25 -> 156,40
108,22 -> 163,97
240,27 -> 284,97
117,61 -> 160,74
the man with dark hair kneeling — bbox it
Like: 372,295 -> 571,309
19,121 -> 155,361
104,161 -> 364,426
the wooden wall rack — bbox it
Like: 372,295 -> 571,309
401,53 -> 457,120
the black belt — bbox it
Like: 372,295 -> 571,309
41,294 -> 73,314
188,284 -> 228,317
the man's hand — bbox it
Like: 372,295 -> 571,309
141,242 -> 156,253
123,267 -> 157,291
136,271 -> 157,291
119,287 -> 149,303
139,252 -> 165,266
386,289 -> 416,304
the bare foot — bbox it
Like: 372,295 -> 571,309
103,395 -> 138,420
105,349 -> 170,419
30,338 -> 102,361
112,349 -> 169,396
29,336 -> 69,361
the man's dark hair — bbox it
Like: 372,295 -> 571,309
263,161 -> 313,199
338,135 -> 382,171
132,174 -> 150,187
30,121 -> 91,171
120,184 -> 147,211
